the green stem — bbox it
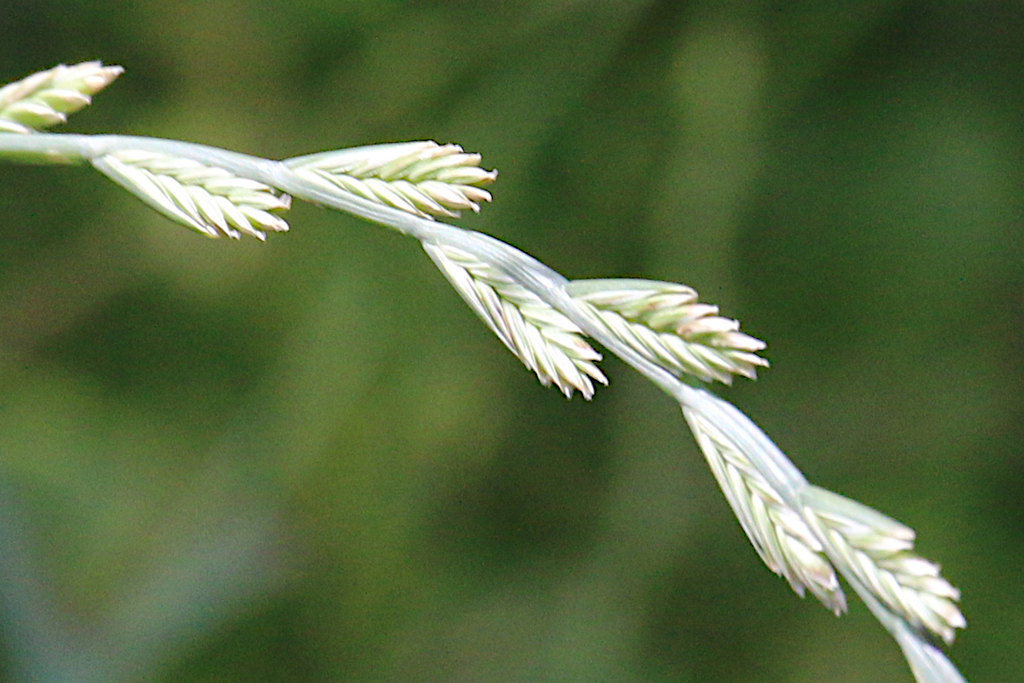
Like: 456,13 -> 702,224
0,130 -> 964,683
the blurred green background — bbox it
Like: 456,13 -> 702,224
0,1 -> 1020,681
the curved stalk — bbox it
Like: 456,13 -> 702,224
0,65 -> 967,682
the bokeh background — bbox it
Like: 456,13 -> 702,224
0,1 -> 1021,681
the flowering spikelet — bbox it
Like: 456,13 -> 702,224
683,406 -> 848,614
802,486 -> 966,645
92,150 -> 291,240
286,141 -> 497,219
425,243 -> 607,398
568,279 -> 768,384
0,61 -> 123,134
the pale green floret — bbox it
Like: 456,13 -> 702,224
567,279 -> 768,385
802,485 -> 966,645
0,61 -> 123,133
93,150 -> 291,240
425,243 -> 607,399
286,141 -> 496,219
683,406 -> 849,616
